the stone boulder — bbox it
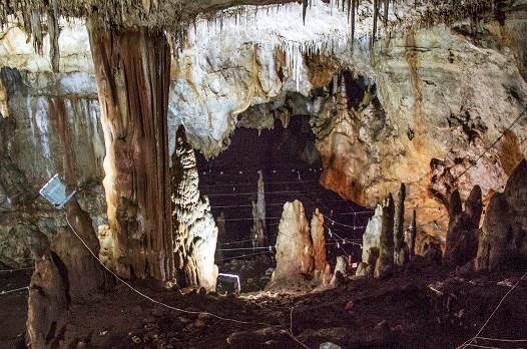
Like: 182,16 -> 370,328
476,159 -> 527,271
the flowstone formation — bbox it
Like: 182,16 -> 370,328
172,126 -> 218,291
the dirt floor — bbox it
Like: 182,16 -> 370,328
1,258 -> 527,349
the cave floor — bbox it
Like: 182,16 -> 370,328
2,261 -> 527,349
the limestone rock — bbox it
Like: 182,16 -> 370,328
310,208 -> 327,273
444,186 -> 482,268
26,231 -> 68,349
476,159 -> 527,271
374,194 -> 395,278
172,126 -> 218,291
393,184 -> 406,266
330,255 -> 349,287
51,199 -> 113,297
268,200 -> 314,287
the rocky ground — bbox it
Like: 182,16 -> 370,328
2,258 -> 526,349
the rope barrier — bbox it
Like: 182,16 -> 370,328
0,286 -> 29,296
458,270 -> 527,349
64,217 -> 271,326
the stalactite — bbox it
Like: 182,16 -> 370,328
383,0 -> 389,29
372,0 -> 379,48
30,9 -> 43,55
47,0 -> 60,73
350,0 -> 356,47
302,0 -> 308,24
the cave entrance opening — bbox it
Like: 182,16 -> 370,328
196,115 -> 371,292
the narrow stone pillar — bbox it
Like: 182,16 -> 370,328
252,170 -> 267,248
374,194 -> 395,278
172,126 -> 218,291
87,23 -> 174,282
405,210 -> 417,261
310,208 -> 327,273
394,183 -> 406,265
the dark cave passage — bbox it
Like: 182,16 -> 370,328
196,116 -> 373,290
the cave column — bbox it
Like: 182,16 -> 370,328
87,22 -> 174,282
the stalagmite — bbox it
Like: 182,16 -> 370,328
374,194 -> 395,278
476,159 -> 527,271
404,210 -> 417,261
268,200 -> 314,288
393,183 -> 406,265
26,231 -> 68,349
87,22 -> 174,282
252,170 -> 267,248
310,208 -> 327,274
356,204 -> 383,277
330,255 -> 349,287
215,212 -> 226,261
172,126 -> 218,291
444,186 -> 482,268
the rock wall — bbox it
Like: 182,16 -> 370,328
0,0 -> 526,266
0,68 -> 105,267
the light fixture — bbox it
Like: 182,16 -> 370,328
38,174 -> 76,210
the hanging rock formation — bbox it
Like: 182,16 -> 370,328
268,200 -> 314,288
443,186 -> 483,268
476,159 -> 527,271
172,126 -> 219,291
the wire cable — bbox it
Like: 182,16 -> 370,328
65,217 -> 272,326
458,270 -> 527,349
0,286 -> 29,296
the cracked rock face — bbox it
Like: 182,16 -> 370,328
0,0 -> 526,266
